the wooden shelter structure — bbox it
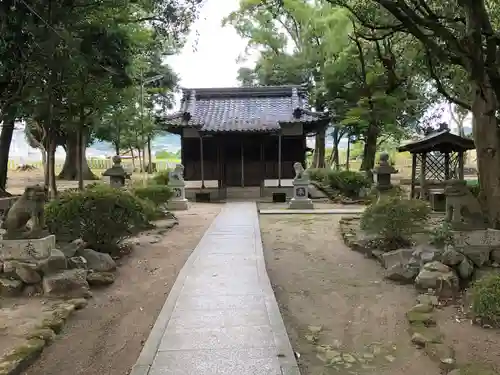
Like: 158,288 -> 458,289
157,85 -> 329,199
397,124 -> 475,199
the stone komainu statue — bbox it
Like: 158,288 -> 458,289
444,179 -> 487,230
169,164 -> 184,182
293,162 -> 308,180
1,184 -> 48,239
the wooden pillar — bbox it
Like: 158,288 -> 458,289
420,153 -> 427,200
458,151 -> 464,180
278,133 -> 282,187
410,152 -> 417,198
216,137 -> 221,197
444,152 -> 450,180
180,135 -> 185,169
199,135 -> 205,188
241,140 -> 244,187
260,139 -> 265,197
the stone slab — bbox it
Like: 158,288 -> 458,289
167,199 -> 189,211
0,235 -> 56,261
260,208 -> 365,215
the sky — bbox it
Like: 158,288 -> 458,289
167,0 -> 256,90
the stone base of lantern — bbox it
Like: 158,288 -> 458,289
288,197 -> 314,209
167,199 -> 189,211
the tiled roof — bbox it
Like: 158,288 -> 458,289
397,128 -> 475,153
161,85 -> 326,133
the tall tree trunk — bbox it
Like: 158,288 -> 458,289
136,148 -> 142,172
314,128 -> 326,168
76,127 -> 84,190
472,84 -> 500,228
360,123 -> 378,180
130,148 -> 136,170
328,127 -> 341,170
47,136 -> 58,199
58,132 -> 97,180
147,137 -> 152,173
0,119 -> 15,196
114,142 -> 120,156
43,149 -> 48,187
346,136 -> 351,171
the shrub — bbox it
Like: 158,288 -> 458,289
151,170 -> 170,185
132,185 -> 173,206
470,273 -> 500,326
360,196 -> 431,249
308,168 -> 330,183
45,185 -> 150,252
429,222 -> 454,249
326,170 -> 371,197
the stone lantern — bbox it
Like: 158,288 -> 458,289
102,155 -> 131,188
372,152 -> 398,200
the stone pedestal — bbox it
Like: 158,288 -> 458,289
0,235 -> 56,261
168,180 -> 189,211
289,180 -> 314,209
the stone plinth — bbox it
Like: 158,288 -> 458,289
289,180 -> 313,209
168,182 -> 189,211
0,235 -> 56,261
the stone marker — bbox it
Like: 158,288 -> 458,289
372,152 -> 398,201
289,162 -> 314,209
167,164 -> 189,210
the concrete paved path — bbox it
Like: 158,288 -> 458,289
259,208 -> 365,215
130,202 -> 299,375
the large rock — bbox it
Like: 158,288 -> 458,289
457,258 -> 475,280
381,248 -> 413,269
77,248 -> 116,272
39,249 -> 67,275
491,249 -> 500,264
42,269 -> 91,298
15,264 -> 41,284
415,261 -> 459,297
441,247 -> 465,267
59,239 -> 87,258
68,256 -> 88,269
87,271 -> 115,286
0,278 -> 23,296
410,244 -> 442,267
385,263 -> 418,284
459,246 -> 491,267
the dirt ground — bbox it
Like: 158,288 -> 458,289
18,203 -> 221,375
260,214 -> 441,375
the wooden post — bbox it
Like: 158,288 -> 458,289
458,151 -> 464,180
444,152 -> 450,180
241,140 -> 244,187
420,153 -> 427,200
411,152 -> 417,198
200,135 -> 205,189
278,133 -> 282,187
260,139 -> 265,197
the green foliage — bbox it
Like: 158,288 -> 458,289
151,170 -> 170,185
361,197 -> 431,248
429,222 -> 454,249
45,184 -> 151,252
308,168 -> 330,183
470,273 -> 500,327
132,185 -> 173,205
326,170 -> 371,197
155,150 -> 180,159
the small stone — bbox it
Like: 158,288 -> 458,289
343,363 -> 352,368
362,353 -> 374,360
406,311 -> 436,326
305,334 -> 317,343
342,353 -> 357,363
328,356 -> 343,364
385,355 -> 396,362
42,269 -> 90,298
39,249 -> 67,275
60,239 -> 87,258
411,332 -> 428,347
0,278 -> 23,296
417,294 -> 439,306
307,325 -> 323,334
440,357 -> 456,371
325,349 -> 341,360
457,258 -> 475,279
332,339 -> 342,349
409,303 -> 433,314
26,328 -> 56,343
68,298 -> 88,310
86,271 -> 115,286
315,344 -> 332,353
